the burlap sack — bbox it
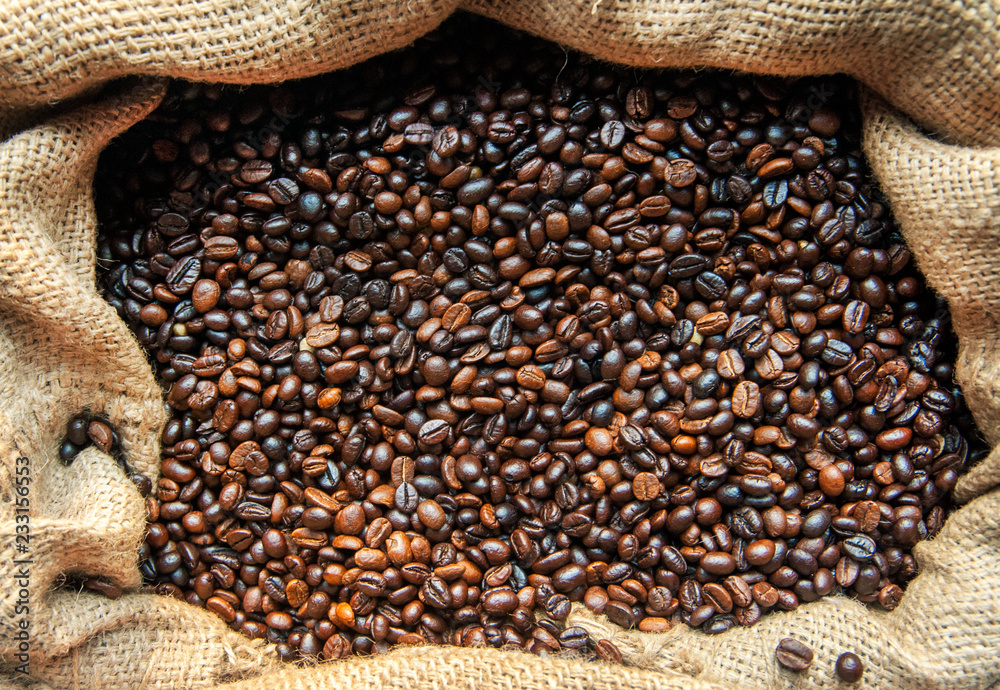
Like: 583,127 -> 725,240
2,1 -> 1000,688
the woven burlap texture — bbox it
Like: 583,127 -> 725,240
2,1 -> 1000,688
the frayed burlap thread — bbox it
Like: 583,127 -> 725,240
2,1 -> 1000,689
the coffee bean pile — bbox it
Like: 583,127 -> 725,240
86,17 -> 984,661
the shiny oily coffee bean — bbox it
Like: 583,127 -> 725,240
836,652 -> 864,683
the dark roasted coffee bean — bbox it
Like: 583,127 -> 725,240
558,626 -> 590,649
87,420 -> 115,454
594,638 -> 623,664
842,534 -> 877,562
836,652 -> 864,683
603,601 -> 636,629
775,638 -> 813,671
84,577 -> 124,599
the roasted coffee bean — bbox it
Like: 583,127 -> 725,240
836,652 -> 864,683
632,472 -> 661,501
842,534 -> 877,562
482,588 -> 519,615
323,634 -> 351,660
91,17 -> 981,664
775,638 -> 813,671
604,601 -> 636,629
84,577 -> 124,599
594,639 -> 623,664
87,420 -> 115,454
558,626 -> 591,649
732,381 -> 760,418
